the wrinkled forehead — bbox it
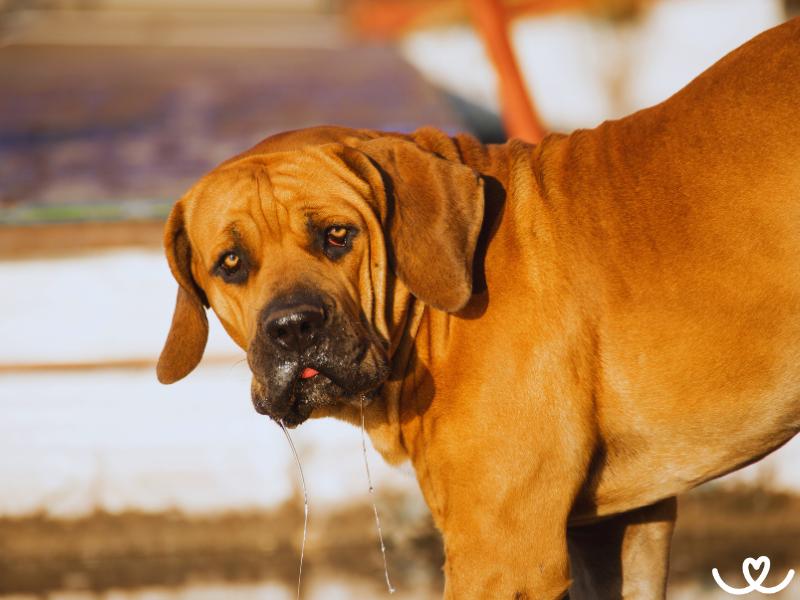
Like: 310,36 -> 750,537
183,150 -> 372,260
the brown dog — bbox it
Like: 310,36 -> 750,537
157,19 -> 800,599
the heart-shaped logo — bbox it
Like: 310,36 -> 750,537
713,555 -> 795,595
743,556 -> 770,586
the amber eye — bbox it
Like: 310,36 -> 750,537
325,226 -> 349,248
222,252 -> 240,272
215,249 -> 249,284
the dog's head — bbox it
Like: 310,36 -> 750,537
157,126 -> 484,426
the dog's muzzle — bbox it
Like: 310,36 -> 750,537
247,291 -> 389,426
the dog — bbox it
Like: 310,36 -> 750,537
157,19 -> 800,599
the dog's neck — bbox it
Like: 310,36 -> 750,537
363,131 -> 547,465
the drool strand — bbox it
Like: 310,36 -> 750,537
280,420 -> 309,600
360,396 -> 396,594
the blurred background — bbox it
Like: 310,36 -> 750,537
1,0 -> 800,598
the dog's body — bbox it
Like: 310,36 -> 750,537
158,20 -> 800,599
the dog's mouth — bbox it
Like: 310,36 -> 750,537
249,343 -> 389,427
278,366 -> 339,427
246,291 -> 390,426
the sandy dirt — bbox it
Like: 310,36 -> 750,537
0,220 -> 164,260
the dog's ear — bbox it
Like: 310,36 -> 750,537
157,201 -> 209,384
342,137 -> 484,313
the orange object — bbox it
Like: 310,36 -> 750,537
348,1 -> 592,40
466,0 -> 547,142
348,0 -> 437,40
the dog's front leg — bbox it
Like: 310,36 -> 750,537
440,517 -> 572,600
414,421 -> 590,600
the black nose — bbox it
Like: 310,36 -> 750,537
265,303 -> 326,352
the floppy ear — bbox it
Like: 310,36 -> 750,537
342,137 -> 484,312
157,201 -> 209,384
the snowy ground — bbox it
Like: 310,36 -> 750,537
0,249 -> 799,518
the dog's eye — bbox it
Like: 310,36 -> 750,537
215,250 -> 249,284
325,226 -> 350,248
222,252 -> 241,273
319,224 -> 357,260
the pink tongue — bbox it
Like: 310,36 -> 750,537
300,367 -> 319,379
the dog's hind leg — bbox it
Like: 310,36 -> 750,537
567,496 -> 677,600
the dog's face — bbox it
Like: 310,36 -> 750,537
157,127 -> 484,426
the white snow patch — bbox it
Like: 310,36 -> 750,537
0,365 -> 419,517
0,250 -> 241,364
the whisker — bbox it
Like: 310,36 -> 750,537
279,420 -> 309,600
360,396 -> 396,594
